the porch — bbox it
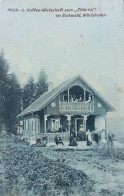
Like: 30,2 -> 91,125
21,114 -> 107,144
44,115 -> 95,142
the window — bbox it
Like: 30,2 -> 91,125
25,120 -> 29,130
24,121 -> 26,130
51,118 -> 60,131
32,121 -> 34,131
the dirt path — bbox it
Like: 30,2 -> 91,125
41,146 -> 124,196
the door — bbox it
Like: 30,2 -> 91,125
75,118 -> 83,137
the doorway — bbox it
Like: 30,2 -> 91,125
75,118 -> 84,137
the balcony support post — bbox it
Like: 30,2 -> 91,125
104,114 -> 107,140
92,95 -> 95,110
84,89 -> 86,101
37,117 -> 40,134
44,115 -> 49,134
65,115 -> 72,135
82,115 -> 88,132
68,89 -> 69,102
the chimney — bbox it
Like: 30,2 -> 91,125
48,82 -> 54,91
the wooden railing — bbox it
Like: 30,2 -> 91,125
21,130 -> 70,144
46,132 -> 70,143
59,101 -> 94,113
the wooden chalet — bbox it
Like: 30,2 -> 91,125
17,74 -> 115,144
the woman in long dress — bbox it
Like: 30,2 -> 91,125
79,125 -> 85,141
86,129 -> 92,146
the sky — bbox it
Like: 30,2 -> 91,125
0,0 -> 124,127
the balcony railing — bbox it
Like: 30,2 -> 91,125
59,101 -> 94,113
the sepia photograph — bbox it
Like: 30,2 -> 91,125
0,0 -> 124,196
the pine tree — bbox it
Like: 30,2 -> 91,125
5,73 -> 22,134
22,70 -> 48,109
35,69 -> 48,99
22,76 -> 36,109
0,50 -> 10,132
0,50 -> 22,134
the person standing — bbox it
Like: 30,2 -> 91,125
108,130 -> 115,146
94,128 -> 99,144
86,129 -> 92,146
69,131 -> 78,146
79,125 -> 85,141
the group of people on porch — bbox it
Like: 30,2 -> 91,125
63,94 -> 92,103
69,125 -> 115,146
33,125 -> 114,147
57,127 -> 92,146
70,125 -> 94,146
70,94 -> 92,103
49,123 -> 115,146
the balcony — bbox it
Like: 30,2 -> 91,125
59,101 -> 94,114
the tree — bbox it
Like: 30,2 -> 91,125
0,50 -> 22,134
35,69 -> 48,99
22,70 -> 49,109
0,50 -> 10,132
5,73 -> 22,133
22,76 -> 36,109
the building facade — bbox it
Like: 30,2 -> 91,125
17,75 -> 115,143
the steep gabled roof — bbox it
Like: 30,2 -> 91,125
18,74 -> 115,117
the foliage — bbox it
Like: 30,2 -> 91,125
0,50 -> 49,133
0,50 -> 22,134
4,73 -> 22,133
35,69 -> 48,99
0,50 -> 10,127
22,76 -> 36,109
22,69 -> 48,109
96,145 -> 124,160
1,143 -> 94,196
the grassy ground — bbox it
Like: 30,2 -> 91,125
0,138 -> 124,196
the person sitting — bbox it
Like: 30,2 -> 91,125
58,125 -> 63,132
85,95 -> 92,103
71,97 -> 74,102
58,137 -> 64,145
36,138 -> 42,145
54,135 -> 64,145
79,94 -> 83,102
72,137 -> 78,146
69,133 -> 78,146
42,135 -> 48,146
73,98 -> 78,102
